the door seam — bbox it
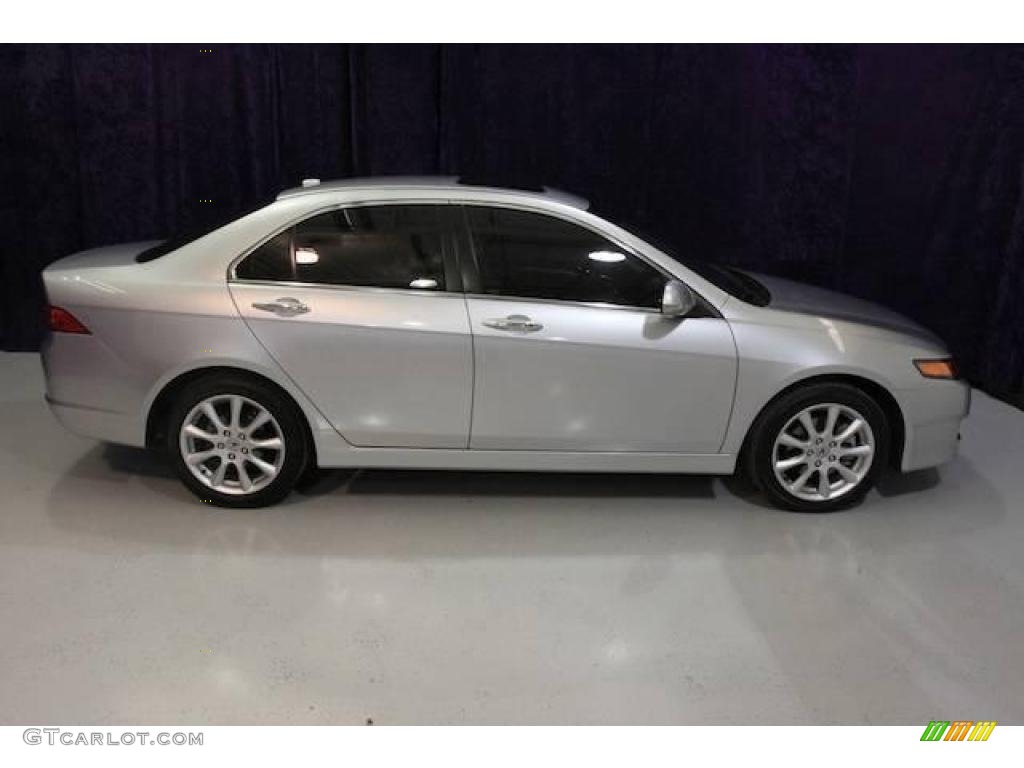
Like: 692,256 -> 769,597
225,282 -> 357,447
462,295 -> 477,450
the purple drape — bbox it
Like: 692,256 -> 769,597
1,44 -> 1022,406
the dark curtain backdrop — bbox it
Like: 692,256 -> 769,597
2,44 -> 1023,405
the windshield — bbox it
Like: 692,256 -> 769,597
594,212 -> 771,306
682,260 -> 771,307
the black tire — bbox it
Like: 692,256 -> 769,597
165,374 -> 310,508
746,382 -> 890,512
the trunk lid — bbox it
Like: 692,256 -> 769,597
43,241 -> 162,274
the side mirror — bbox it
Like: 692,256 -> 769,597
661,280 -> 697,317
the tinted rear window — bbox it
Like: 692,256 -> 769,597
136,200 -> 271,262
234,205 -> 450,291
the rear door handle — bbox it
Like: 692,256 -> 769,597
252,297 -> 310,317
482,314 -> 543,333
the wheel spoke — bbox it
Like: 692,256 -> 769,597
202,402 -> 226,432
249,436 -> 283,450
798,412 -> 817,439
839,444 -> 872,458
229,396 -> 242,430
836,464 -> 861,483
247,456 -> 277,476
237,461 -> 253,492
789,467 -> 815,492
778,432 -> 809,449
246,411 -> 271,433
817,469 -> 831,499
775,455 -> 807,471
186,449 -> 217,465
210,460 -> 227,487
823,405 -> 839,439
836,418 -> 864,442
184,423 -> 217,441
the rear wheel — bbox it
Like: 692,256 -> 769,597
747,383 -> 889,512
166,374 -> 309,508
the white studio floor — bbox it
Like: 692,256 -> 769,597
1,350 -> 1022,724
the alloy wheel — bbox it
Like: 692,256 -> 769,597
771,402 -> 875,502
178,394 -> 286,495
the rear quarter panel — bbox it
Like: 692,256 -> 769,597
42,263 -> 335,449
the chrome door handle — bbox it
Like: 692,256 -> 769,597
482,314 -> 543,333
251,297 -> 310,317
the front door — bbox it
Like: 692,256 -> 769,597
460,205 -> 737,453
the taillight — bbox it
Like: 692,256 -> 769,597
47,305 -> 91,334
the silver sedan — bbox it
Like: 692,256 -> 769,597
40,177 -> 970,511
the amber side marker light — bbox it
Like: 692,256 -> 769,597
47,305 -> 91,334
914,358 -> 957,379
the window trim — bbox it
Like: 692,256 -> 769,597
456,202 -> 677,312
227,198 -> 719,317
222,277 -> 469,300
227,201 -> 462,295
462,291 -> 667,315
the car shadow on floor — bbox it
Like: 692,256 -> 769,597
875,467 -> 941,496
295,465 -> 718,499
101,443 -> 178,479
79,444 -> 944,507
71,442 -> 946,514
39,441 -> 1006,561
95,443 -> 724,499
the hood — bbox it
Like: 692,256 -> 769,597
741,270 -> 942,345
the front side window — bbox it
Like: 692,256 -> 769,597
235,205 -> 448,291
465,206 -> 666,308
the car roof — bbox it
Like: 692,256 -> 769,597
275,176 -> 590,210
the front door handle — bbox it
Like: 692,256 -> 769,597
482,314 -> 543,333
252,297 -> 310,317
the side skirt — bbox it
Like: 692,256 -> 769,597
313,435 -> 736,475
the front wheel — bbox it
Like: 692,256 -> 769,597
166,375 -> 309,508
747,383 -> 889,512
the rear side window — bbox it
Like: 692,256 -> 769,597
235,231 -> 292,281
464,206 -> 665,308
137,199 -> 272,263
234,205 -> 449,291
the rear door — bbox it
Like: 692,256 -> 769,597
229,203 -> 473,449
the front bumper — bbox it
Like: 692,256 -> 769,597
898,380 -> 971,472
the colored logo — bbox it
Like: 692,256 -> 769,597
920,721 -> 996,741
